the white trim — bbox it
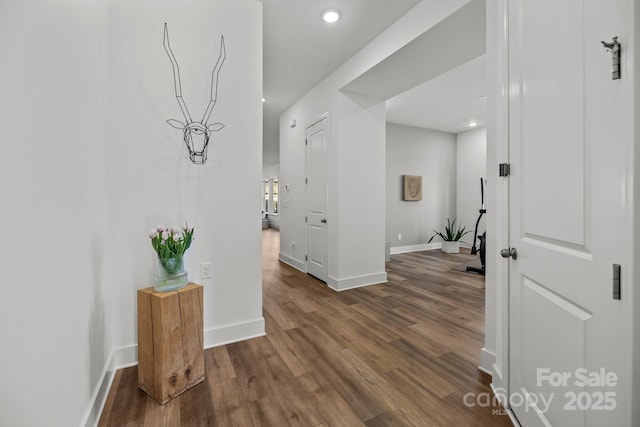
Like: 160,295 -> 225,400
278,253 -> 306,272
487,0 -> 512,408
80,343 -> 145,427
479,347 -> 496,375
203,317 -> 266,348
305,111 -> 329,131
477,364 -> 492,376
327,272 -> 388,291
113,345 -> 138,369
490,383 -> 519,426
80,350 -> 116,427
305,112 -> 330,283
390,243 -> 441,254
492,362 -> 504,386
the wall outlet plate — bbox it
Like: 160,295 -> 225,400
201,262 -> 212,279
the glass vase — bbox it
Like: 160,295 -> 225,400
154,256 -> 188,292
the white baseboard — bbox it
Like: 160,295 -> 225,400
203,317 -> 266,348
479,347 -> 496,375
490,383 -> 519,426
83,317 -> 265,427
81,343 -> 141,427
81,350 -> 117,427
113,345 -> 138,369
327,272 -> 388,291
492,362 -> 504,385
390,243 -> 441,255
278,252 -> 306,272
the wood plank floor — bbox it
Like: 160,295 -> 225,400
99,229 -> 512,426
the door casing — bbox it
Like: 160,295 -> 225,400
305,113 -> 329,283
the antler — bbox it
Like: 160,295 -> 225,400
201,36 -> 226,125
163,23 -> 192,124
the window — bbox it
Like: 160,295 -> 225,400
272,178 -> 278,214
263,180 -> 270,213
262,177 -> 279,215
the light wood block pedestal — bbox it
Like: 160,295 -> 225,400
137,283 -> 204,404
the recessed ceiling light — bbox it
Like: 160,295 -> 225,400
262,97 -> 267,103
322,9 -> 341,23
468,121 -> 478,128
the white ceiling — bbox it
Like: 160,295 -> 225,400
386,55 -> 486,134
262,0 -> 422,166
262,0 -> 486,167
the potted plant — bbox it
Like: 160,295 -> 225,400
149,222 -> 194,292
428,218 -> 470,254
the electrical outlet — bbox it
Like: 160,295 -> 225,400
398,233 -> 402,241
201,262 -> 212,279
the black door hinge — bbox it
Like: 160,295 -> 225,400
613,264 -> 621,300
499,163 -> 510,177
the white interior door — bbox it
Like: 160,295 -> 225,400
306,116 -> 328,282
507,0 -> 631,425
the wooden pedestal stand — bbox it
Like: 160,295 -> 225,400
137,283 -> 204,404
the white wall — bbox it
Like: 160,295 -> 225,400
279,90 -> 387,289
334,93 -> 387,285
385,125 -> 487,254
456,127 -> 487,246
0,1 -> 110,426
108,0 -> 263,359
386,123 -> 457,251
263,163 -> 279,179
0,1 -> 263,425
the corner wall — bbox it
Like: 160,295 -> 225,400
456,127 -> 487,242
0,1 -> 264,426
385,123 -> 457,252
0,1 -> 110,426
333,93 -> 387,289
107,0 -> 264,360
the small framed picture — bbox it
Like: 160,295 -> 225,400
403,175 -> 422,201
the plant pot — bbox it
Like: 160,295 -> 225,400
441,241 -> 460,254
154,256 -> 188,292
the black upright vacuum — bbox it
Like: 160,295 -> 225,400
467,177 -> 486,275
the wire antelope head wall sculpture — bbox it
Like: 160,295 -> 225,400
163,23 -> 226,165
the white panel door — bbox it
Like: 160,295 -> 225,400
508,0 -> 631,426
306,116 -> 328,282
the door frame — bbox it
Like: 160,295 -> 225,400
486,0 -> 512,412
489,0 -> 638,424
304,112 -> 330,281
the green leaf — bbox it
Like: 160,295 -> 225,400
428,217 -> 470,242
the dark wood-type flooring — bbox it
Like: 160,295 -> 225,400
99,229 -> 512,426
